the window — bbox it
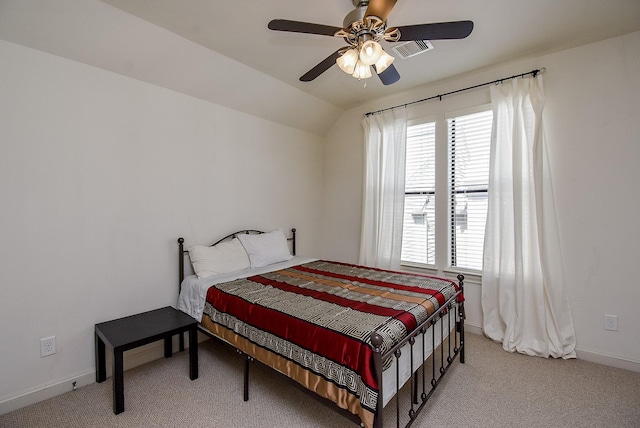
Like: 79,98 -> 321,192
401,122 -> 436,265
401,108 -> 492,272
448,109 -> 492,271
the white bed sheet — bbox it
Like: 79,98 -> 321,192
383,317 -> 451,406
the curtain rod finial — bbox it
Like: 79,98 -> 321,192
533,67 -> 546,77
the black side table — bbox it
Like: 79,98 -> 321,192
95,306 -> 198,414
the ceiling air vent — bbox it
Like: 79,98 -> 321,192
391,40 -> 434,59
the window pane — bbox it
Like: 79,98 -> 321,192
402,194 -> 435,264
452,192 -> 488,270
405,123 -> 436,192
402,122 -> 435,265
448,110 -> 492,271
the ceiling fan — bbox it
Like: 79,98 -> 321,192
268,0 -> 474,85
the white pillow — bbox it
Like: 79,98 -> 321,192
188,238 -> 250,278
237,229 -> 293,268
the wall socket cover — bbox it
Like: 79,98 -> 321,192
40,336 -> 56,357
604,315 -> 618,331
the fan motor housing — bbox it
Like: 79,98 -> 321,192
344,4 -> 367,28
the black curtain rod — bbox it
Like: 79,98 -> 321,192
364,67 -> 545,117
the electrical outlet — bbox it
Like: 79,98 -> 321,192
604,315 -> 618,331
40,336 -> 56,357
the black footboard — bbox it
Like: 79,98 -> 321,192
371,274 -> 465,428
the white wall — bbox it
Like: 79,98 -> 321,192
322,31 -> 640,370
0,40 -> 324,410
0,0 -> 342,136
2,26 -> 639,416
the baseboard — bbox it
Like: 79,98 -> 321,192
463,323 -> 483,336
466,324 -> 640,373
0,333 -> 206,416
5,327 -> 634,416
575,347 -> 640,373
0,370 -> 96,416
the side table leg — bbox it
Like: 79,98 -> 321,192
95,333 -> 106,383
189,327 -> 198,380
113,349 -> 124,414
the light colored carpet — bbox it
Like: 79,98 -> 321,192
2,333 -> 639,427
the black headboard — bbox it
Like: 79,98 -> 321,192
177,228 -> 296,289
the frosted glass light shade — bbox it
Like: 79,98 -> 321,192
359,40 -> 383,66
374,50 -> 395,74
352,60 -> 372,79
337,49 -> 359,75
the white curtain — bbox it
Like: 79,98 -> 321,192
359,109 -> 407,269
482,75 -> 576,359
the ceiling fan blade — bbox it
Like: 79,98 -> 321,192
365,0 -> 397,21
300,49 -> 342,82
268,19 -> 343,36
376,64 -> 400,85
393,20 -> 474,41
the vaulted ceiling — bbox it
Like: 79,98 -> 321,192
2,0 -> 639,135
99,0 -> 640,107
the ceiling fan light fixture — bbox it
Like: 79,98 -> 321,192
352,60 -> 372,79
374,49 -> 395,74
268,1 -> 474,84
359,40 -> 383,66
336,48 -> 359,74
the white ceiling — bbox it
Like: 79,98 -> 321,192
98,0 -> 640,109
1,0 -> 640,135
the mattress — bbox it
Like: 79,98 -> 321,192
177,258 -> 461,428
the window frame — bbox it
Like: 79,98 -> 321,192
400,117 -> 438,270
446,105 -> 492,273
400,105 -> 492,276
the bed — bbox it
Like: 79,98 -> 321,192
177,228 -> 465,428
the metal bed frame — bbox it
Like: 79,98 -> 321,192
177,228 -> 465,428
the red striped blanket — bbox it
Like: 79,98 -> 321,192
202,260 -> 461,427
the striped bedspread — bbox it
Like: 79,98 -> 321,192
201,260 -> 462,428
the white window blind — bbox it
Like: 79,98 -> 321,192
401,122 -> 436,266
448,109 -> 492,271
